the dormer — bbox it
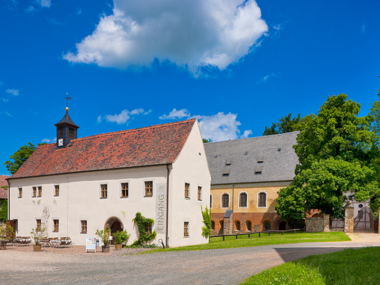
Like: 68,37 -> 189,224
55,107 -> 79,149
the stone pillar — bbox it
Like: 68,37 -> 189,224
344,206 -> 354,233
223,209 -> 233,235
323,214 -> 330,232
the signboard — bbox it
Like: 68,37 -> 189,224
86,237 -> 96,253
155,183 -> 167,234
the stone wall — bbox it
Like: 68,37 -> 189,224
305,214 -> 330,232
344,207 -> 354,233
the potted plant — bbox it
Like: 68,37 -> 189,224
95,228 -> 111,253
0,224 -> 15,250
113,230 -> 130,250
30,226 -> 47,252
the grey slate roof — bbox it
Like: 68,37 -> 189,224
55,111 -> 79,128
204,132 -> 299,185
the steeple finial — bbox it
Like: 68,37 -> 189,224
64,93 -> 72,113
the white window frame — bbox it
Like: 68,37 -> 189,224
210,194 -> 213,209
80,219 -> 88,234
197,185 -> 202,201
18,188 -> 22,199
52,218 -> 60,233
220,192 -> 230,209
257,190 -> 268,208
184,182 -> 191,200
54,184 -> 60,198
120,181 -> 130,199
143,179 -> 154,198
99,183 -> 109,199
183,220 -> 190,238
238,191 -> 248,208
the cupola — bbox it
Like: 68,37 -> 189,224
55,107 -> 79,149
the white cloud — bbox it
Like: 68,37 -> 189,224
2,98 -> 9,103
36,0 -> 51,8
159,109 -> 251,141
159,108 -> 190,120
0,112 -> 11,117
76,8 -> 82,15
64,0 -> 268,74
143,109 -> 152,115
6,89 -> 19,96
98,108 -> 149,124
272,24 -> 283,38
41,138 -> 56,143
25,5 -> 36,13
257,72 -> 278,84
361,24 -> 366,34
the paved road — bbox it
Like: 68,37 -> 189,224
1,234 -> 379,285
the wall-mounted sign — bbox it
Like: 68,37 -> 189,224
86,237 -> 96,253
155,183 -> 166,234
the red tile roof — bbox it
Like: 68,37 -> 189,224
0,175 -> 9,199
10,119 -> 196,179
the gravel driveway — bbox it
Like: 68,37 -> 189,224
1,234 -> 379,285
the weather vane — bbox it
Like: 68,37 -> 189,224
63,93 -> 72,111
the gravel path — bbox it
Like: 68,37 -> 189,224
1,235 -> 379,285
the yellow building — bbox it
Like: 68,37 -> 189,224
204,132 -> 299,234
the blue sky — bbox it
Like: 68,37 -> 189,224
0,0 -> 379,175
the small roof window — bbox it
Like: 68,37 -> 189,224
254,171 -> 262,175
278,148 -> 281,151
257,160 -> 263,164
222,174 -> 229,177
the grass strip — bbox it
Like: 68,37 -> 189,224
240,246 -> 380,285
137,232 -> 350,254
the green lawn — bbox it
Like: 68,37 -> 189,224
140,232 -> 350,254
240,247 -> 380,285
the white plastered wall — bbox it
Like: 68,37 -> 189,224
8,166 -> 168,246
168,120 -> 211,247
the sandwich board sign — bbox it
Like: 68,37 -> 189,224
86,237 -> 96,253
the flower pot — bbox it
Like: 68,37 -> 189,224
33,245 -> 41,252
115,244 -> 122,250
102,245 -> 110,253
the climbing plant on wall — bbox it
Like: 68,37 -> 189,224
132,212 -> 156,246
201,206 -> 211,239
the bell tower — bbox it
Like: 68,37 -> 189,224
55,96 -> 79,149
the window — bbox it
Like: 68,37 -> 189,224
258,192 -> 267,207
69,128 -> 75,139
184,183 -> 190,199
210,194 -> 213,208
211,221 -> 215,230
32,187 -> 37,198
121,183 -> 128,198
222,193 -> 229,208
254,171 -> 262,175
239,192 -> 247,207
257,160 -> 263,163
37,186 -> 42,197
36,219 -> 42,232
100,184 -> 107,199
58,127 -> 63,138
184,222 -> 189,237
18,188 -> 22,198
81,220 -> 87,234
246,221 -> 252,232
198,186 -> 202,201
54,185 -> 59,197
53,219 -> 59,232
145,181 -> 153,197
264,221 -> 271,231
235,221 -> 241,231
145,223 -> 152,235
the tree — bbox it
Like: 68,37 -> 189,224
276,94 -> 378,220
263,113 -> 313,136
203,138 -> 212,143
201,206 -> 211,239
4,142 -> 46,174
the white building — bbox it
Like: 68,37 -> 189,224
7,109 -> 211,247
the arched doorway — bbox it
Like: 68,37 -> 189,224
279,221 -> 286,230
104,217 -> 124,245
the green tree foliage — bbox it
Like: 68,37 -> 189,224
132,212 -> 156,246
263,113 -> 314,136
203,138 -> 212,143
276,94 -> 378,219
4,142 -> 46,174
95,228 -> 111,246
0,197 -> 8,223
368,76 -> 380,143
201,206 -> 211,239
113,230 -> 130,245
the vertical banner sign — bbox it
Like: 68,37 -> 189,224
156,183 -> 167,234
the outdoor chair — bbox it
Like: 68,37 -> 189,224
65,237 -> 72,247
40,239 -> 50,247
